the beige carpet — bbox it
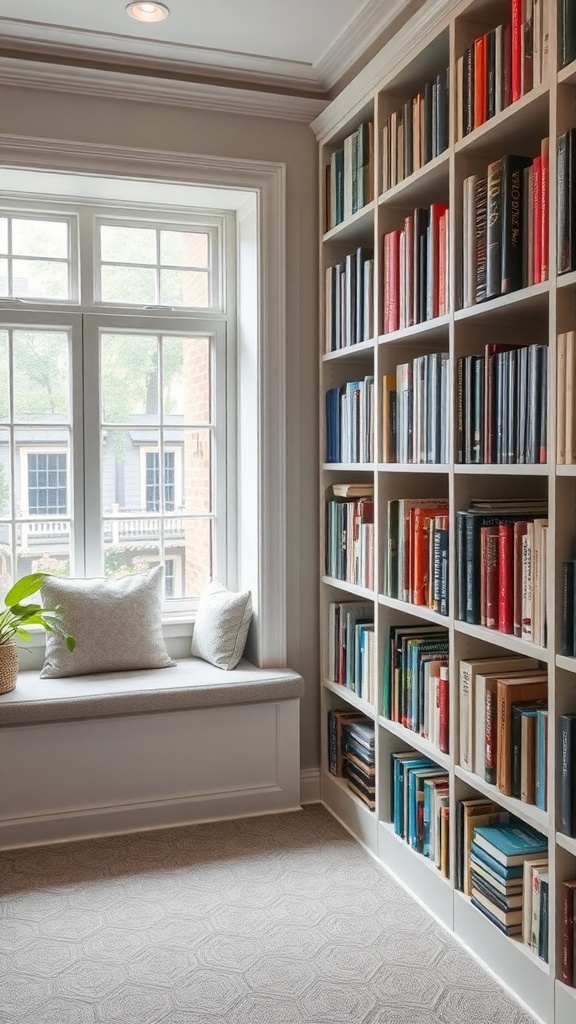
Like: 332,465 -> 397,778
0,805 -> 536,1024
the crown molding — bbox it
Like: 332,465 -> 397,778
0,57 -> 327,124
311,0 -> 460,139
315,0 -> 408,90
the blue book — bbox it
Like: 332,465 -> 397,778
407,766 -> 446,850
470,897 -> 522,936
392,755 -> 430,836
470,843 -> 524,879
473,822 -> 547,866
535,708 -> 548,810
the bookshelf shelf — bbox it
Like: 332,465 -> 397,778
323,338 -> 375,362
556,832 -> 576,856
323,679 -> 376,719
323,202 -> 375,244
378,593 -> 449,626
377,314 -> 450,347
454,619 -> 550,662
315,2 -> 574,1019
379,715 -> 450,769
454,281 -> 549,324
454,764 -> 549,834
378,149 -> 450,208
455,83 -> 550,157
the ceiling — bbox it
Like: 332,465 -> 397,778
0,0 -> 410,95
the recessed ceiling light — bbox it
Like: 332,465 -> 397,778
126,2 -> 170,22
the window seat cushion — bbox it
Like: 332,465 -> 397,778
0,657 -> 304,727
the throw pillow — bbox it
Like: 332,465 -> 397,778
40,565 -> 175,678
191,579 -> 252,670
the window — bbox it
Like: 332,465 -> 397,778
0,199 -> 232,611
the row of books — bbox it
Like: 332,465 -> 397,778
391,752 -> 449,875
557,130 -> 576,276
324,246 -> 374,352
382,352 -> 449,465
556,331 -> 576,464
326,120 -> 374,230
456,0 -> 548,142
462,142 -> 549,308
560,0 -> 576,69
381,68 -> 448,192
456,344 -> 548,465
468,819 -> 548,954
382,624 -> 449,753
458,655 -> 547,805
325,377 -> 374,464
325,484 -> 374,589
455,499 -> 549,643
382,203 -> 449,334
385,498 -> 449,612
560,877 -> 576,987
326,711 -> 376,809
327,601 -> 375,704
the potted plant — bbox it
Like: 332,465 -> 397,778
0,573 -> 75,694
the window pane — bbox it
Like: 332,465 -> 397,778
101,265 -> 157,305
101,334 -> 159,423
0,219 -> 7,255
101,225 -> 157,265
0,332 -> 9,421
182,428 -> 211,512
0,259 -> 7,296
160,269 -> 209,307
0,429 -> 11,517
12,219 -> 68,259
17,524 -> 71,581
181,517 -> 212,597
160,230 -> 209,268
12,331 -> 70,423
12,259 -> 69,300
163,336 -> 211,423
101,427 -> 159,513
103,540 -> 160,579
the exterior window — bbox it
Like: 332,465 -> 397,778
145,451 -> 176,512
164,558 -> 175,598
28,453 -> 67,515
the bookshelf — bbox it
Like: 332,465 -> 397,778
313,1 -> 576,1021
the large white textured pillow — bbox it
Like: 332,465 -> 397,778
40,566 -> 174,678
191,579 -> 252,670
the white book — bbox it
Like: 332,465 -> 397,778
522,857 -> 548,945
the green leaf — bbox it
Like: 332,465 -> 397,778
14,628 -> 31,641
4,573 -> 46,607
8,603 -> 43,620
66,635 -> 76,652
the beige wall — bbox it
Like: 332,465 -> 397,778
1,84 -> 320,768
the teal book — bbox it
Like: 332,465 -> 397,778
470,843 -> 524,879
473,822 -> 547,867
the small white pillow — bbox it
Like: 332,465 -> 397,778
191,579 -> 252,670
40,566 -> 175,678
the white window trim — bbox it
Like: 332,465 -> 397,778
0,136 -> 287,667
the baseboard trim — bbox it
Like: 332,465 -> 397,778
300,767 -> 321,804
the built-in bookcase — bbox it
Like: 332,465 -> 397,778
314,1 -> 576,1022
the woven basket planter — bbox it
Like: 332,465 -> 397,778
0,644 -> 19,694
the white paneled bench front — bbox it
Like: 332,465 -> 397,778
0,658 -> 304,849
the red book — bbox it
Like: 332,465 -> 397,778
540,138 -> 549,282
428,203 -> 448,320
511,0 -> 522,102
532,155 -> 542,285
485,526 -> 500,629
513,521 -> 529,637
438,665 -> 449,754
497,522 -> 514,633
412,507 -> 442,606
474,34 -> 488,128
384,229 -> 401,333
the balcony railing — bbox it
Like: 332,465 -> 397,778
17,512 -> 185,548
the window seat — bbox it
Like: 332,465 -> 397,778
0,658 -> 304,849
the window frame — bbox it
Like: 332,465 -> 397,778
0,208 -> 79,304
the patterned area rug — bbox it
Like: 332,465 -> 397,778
0,805 -> 536,1024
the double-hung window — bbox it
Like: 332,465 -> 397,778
0,201 -> 232,610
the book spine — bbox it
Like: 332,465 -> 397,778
560,883 -> 575,985
498,524 -> 514,633
474,35 -> 488,129
512,0 -> 523,102
559,716 -> 575,836
485,681 -> 497,784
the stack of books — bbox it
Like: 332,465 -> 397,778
385,497 -> 449,612
462,142 -> 549,308
327,708 -> 367,777
470,821 -> 548,952
324,246 -> 374,352
327,600 -> 375,703
381,352 -> 449,464
455,498 -> 548,642
457,0 -> 549,141
326,121 -> 374,230
325,483 -> 374,589
382,68 -> 449,191
556,332 -> 576,465
391,752 -> 449,874
456,343 -> 547,464
456,797 -> 510,895
344,720 -> 375,809
325,376 -> 374,463
382,204 -> 449,334
382,623 -> 449,753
